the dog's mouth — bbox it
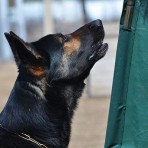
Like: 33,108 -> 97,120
89,40 -> 108,62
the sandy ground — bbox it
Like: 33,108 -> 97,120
69,98 -> 110,148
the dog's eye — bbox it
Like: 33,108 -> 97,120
57,34 -> 70,42
58,33 -> 63,38
63,35 -> 70,42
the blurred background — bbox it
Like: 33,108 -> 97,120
0,0 -> 123,147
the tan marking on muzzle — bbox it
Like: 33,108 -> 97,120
64,37 -> 81,55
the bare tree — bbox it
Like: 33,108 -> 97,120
43,0 -> 54,35
81,0 -> 88,23
80,0 -> 91,97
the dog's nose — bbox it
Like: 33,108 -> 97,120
88,19 -> 103,30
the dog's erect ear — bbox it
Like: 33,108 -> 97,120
4,31 -> 44,67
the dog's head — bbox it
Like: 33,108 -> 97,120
5,20 -> 108,82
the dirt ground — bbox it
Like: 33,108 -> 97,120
0,62 -> 110,148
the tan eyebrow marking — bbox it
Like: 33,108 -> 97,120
28,66 -> 46,77
64,37 -> 81,55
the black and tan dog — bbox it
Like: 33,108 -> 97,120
0,20 -> 108,148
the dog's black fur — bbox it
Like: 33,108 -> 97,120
0,20 -> 108,148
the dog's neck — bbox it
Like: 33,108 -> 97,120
0,73 -> 85,147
